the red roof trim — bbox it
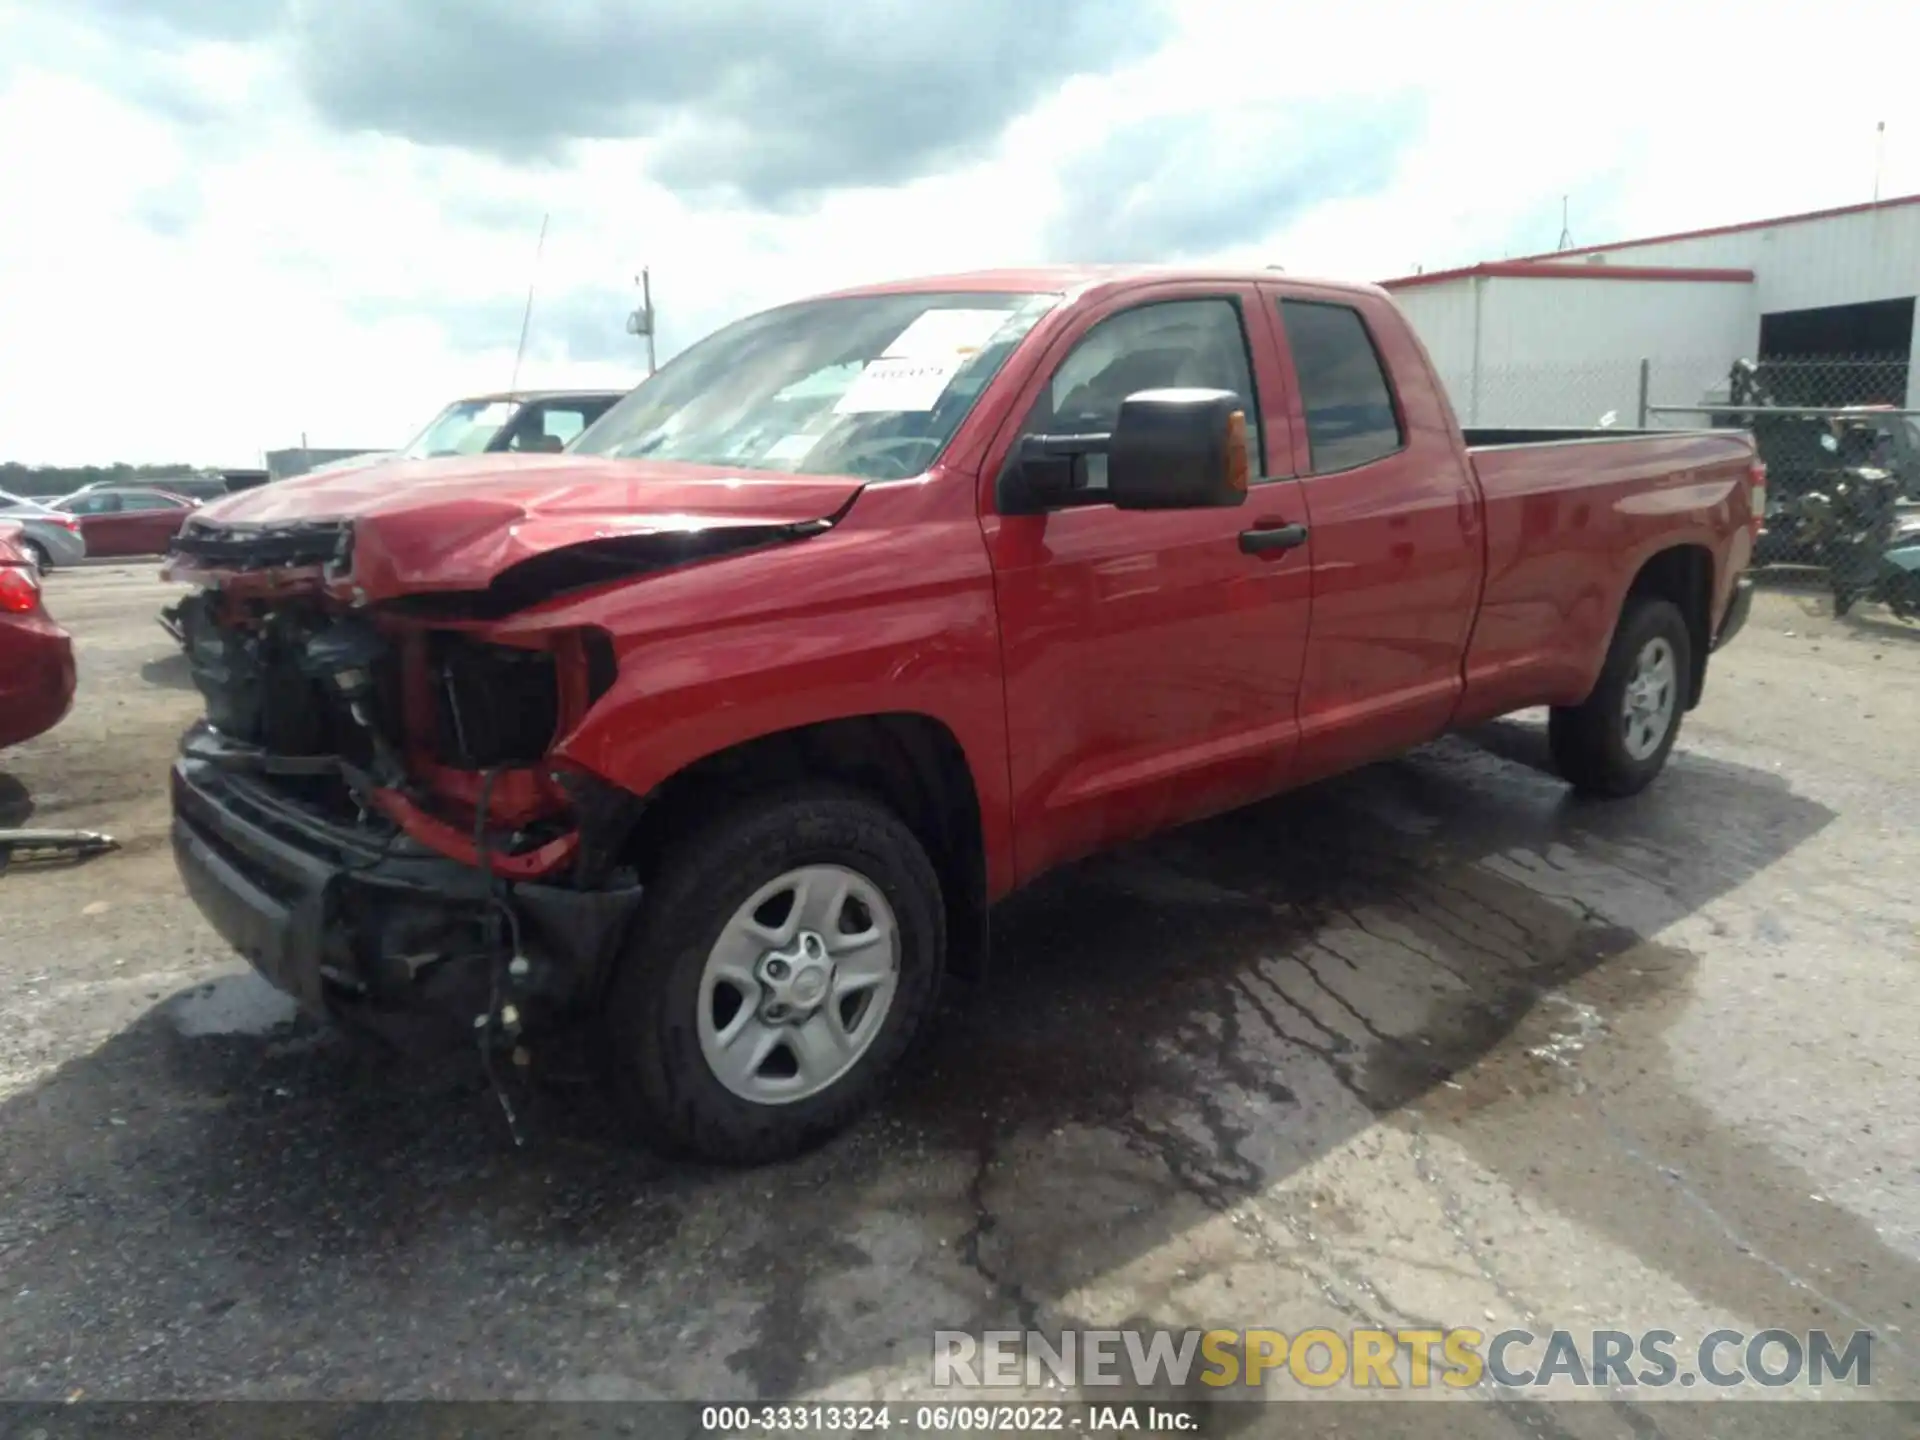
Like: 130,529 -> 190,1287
1382,261 -> 1755,290
1508,192 -> 1920,263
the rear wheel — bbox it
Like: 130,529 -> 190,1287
597,783 -> 946,1163
1549,597 -> 1691,798
20,538 -> 50,574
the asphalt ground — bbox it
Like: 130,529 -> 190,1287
2,565 -> 1916,1436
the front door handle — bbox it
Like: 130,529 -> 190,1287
1238,522 -> 1309,555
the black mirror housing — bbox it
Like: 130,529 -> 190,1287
996,432 -> 1104,515
1108,388 -> 1250,510
997,387 -> 1251,515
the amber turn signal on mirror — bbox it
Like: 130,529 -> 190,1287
1225,411 -> 1250,493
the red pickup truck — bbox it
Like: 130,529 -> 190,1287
163,266 -> 1759,1162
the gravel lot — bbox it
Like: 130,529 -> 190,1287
2,565 -> 1917,1430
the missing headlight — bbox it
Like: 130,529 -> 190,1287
432,635 -> 561,769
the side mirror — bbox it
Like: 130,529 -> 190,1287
997,387 -> 1251,515
1106,388 -> 1251,510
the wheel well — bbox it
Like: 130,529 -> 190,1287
1625,545 -> 1713,708
621,714 -> 990,981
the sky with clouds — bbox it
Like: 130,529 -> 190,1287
1,0 -> 1915,466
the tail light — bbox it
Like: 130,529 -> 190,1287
0,566 -> 42,615
53,516 -> 80,532
1748,458 -> 1767,538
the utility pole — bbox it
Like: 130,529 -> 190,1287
510,212 -> 550,396
1874,121 -> 1886,201
628,268 -> 657,376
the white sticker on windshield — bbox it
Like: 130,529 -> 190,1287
882,308 -> 1013,361
833,355 -> 964,414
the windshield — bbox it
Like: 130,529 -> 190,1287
0,490 -> 55,514
572,290 -> 1060,480
401,399 -> 519,459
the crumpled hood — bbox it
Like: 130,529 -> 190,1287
182,454 -> 867,598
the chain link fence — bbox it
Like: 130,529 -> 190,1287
1453,353 -> 1919,569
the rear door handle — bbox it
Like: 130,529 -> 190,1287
1238,522 -> 1309,555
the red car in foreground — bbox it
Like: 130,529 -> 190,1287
161,265 -> 1758,1163
0,522 -> 77,749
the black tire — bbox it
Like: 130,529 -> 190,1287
1549,597 -> 1691,798
597,782 -> 947,1164
21,539 -> 50,574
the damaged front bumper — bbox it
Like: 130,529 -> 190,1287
170,729 -> 643,1041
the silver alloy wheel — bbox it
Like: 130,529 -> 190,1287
696,863 -> 901,1105
1621,635 -> 1678,761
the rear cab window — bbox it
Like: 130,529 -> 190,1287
1277,299 -> 1405,474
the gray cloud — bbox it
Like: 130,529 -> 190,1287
1047,93 -> 1429,264
69,0 -> 1172,207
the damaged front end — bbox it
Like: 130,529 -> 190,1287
162,504 -> 834,1047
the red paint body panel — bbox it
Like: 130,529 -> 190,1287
974,278 -> 1313,882
166,267 -> 1756,901
516,474 -> 1021,899
1453,433 -> 1755,726
185,455 -> 868,600
0,524 -> 77,749
1257,282 -> 1488,785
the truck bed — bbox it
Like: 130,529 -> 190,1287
1463,426 -> 1684,448
1453,426 -> 1757,726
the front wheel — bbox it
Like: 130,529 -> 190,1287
1549,597 -> 1691,798
597,783 -> 947,1164
21,538 -> 51,574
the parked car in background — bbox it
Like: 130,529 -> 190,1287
297,389 -> 631,479
0,521 -> 76,748
163,266 -> 1759,1163
62,474 -> 234,503
53,488 -> 199,558
0,490 -> 87,573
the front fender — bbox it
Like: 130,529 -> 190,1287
548,569 -> 1016,897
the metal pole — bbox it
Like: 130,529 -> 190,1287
642,268 -> 657,376
510,213 -> 550,396
1636,359 -> 1650,428
1468,275 -> 1484,425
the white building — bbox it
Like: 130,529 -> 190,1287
1380,194 -> 1920,429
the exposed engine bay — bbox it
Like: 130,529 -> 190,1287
160,505 -> 836,883
168,585 -> 602,880
160,501 -> 845,1090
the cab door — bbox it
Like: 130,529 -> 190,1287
1258,283 -> 1486,783
979,282 -> 1315,884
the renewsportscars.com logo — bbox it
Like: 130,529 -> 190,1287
933,1327 -> 1876,1392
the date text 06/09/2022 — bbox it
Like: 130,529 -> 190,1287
699,1403 -> 1199,1433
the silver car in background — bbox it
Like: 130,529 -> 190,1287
0,490 -> 87,572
